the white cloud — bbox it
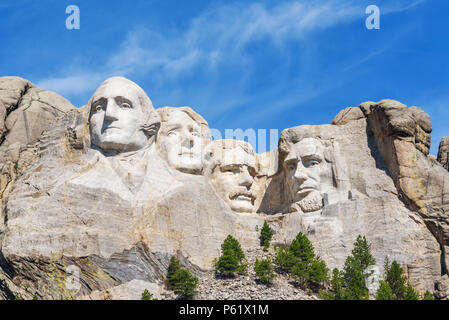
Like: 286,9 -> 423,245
36,0 -> 425,100
37,74 -> 105,98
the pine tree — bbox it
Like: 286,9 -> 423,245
422,290 -> 434,300
141,289 -> 155,300
342,235 -> 376,300
221,235 -> 245,261
290,232 -> 315,263
375,281 -> 395,300
308,257 -> 330,288
254,258 -> 276,283
291,260 -> 310,289
171,268 -> 199,299
403,285 -> 419,300
215,235 -> 247,276
330,268 -> 345,300
260,221 -> 274,250
274,246 -> 297,273
166,256 -> 181,289
384,259 -> 406,300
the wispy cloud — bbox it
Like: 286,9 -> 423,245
35,0 -> 425,106
35,1 -> 361,96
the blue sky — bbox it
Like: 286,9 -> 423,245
1,0 -> 448,154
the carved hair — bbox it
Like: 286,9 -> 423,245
87,76 -> 161,141
278,127 -> 349,191
203,139 -> 256,176
156,106 -> 211,141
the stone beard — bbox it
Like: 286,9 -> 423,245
283,137 -> 332,213
204,140 -> 258,213
157,107 -> 210,175
89,76 -> 160,154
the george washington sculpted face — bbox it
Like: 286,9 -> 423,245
89,77 -> 159,153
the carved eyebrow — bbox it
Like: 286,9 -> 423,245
220,164 -> 240,170
91,97 -> 106,107
114,96 -> 133,107
284,157 -> 298,165
164,124 -> 182,132
301,153 -> 323,162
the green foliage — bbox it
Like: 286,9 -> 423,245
273,232 -> 329,291
422,290 -> 434,300
274,232 -> 316,273
292,257 -> 329,289
254,258 -> 276,283
260,221 -> 274,250
342,270 -> 370,300
274,246 -> 297,273
32,294 -> 38,300
309,257 -> 330,287
215,235 -> 247,276
319,289 -> 335,300
291,260 -> 309,288
166,255 -> 199,299
171,268 -> 199,299
141,289 -> 156,300
402,285 -> 419,300
290,232 -> 315,263
330,268 -> 345,300
384,258 -> 406,300
166,256 -> 181,289
375,281 -> 395,300
342,235 -> 376,300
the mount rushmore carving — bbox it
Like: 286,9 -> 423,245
0,76 -> 449,299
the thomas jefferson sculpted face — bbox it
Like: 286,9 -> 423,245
157,108 -> 210,174
89,77 -> 159,153
204,140 -> 257,213
283,138 -> 326,213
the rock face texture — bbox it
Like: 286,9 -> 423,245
438,136 -> 449,171
0,76 -> 448,300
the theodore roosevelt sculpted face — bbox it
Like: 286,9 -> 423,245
204,140 -> 257,213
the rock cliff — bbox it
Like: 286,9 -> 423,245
0,76 -> 448,300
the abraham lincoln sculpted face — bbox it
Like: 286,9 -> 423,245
283,137 -> 327,213
89,77 -> 160,153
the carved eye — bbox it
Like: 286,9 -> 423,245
308,160 -> 320,167
287,163 -> 296,171
120,102 -> 132,109
94,105 -> 103,112
167,131 -> 178,137
222,167 -> 240,174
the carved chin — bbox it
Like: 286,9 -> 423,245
295,190 -> 323,213
230,199 -> 254,213
171,158 -> 202,174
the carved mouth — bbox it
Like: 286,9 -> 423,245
231,193 -> 255,205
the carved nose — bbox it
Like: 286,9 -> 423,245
105,99 -> 119,121
293,166 -> 308,184
181,133 -> 195,149
239,167 -> 253,188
